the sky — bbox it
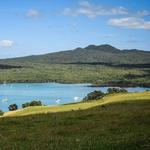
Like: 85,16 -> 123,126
0,0 -> 150,58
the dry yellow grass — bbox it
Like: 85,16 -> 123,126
4,91 -> 150,117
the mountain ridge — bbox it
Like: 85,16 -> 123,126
0,44 -> 150,65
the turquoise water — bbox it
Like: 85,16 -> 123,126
0,83 -> 149,111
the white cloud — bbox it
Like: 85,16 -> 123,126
137,10 -> 149,17
0,40 -> 15,48
61,1 -> 128,18
126,39 -> 139,43
26,9 -> 41,18
108,17 -> 150,29
61,0 -> 150,31
103,34 -> 115,38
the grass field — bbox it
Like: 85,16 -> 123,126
0,91 -> 150,150
0,44 -> 150,87
4,91 -> 150,117
0,63 -> 150,87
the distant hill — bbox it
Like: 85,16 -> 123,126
1,44 -> 150,64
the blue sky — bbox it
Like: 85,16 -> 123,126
0,0 -> 150,58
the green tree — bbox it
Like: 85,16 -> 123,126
83,90 -> 105,101
107,88 -> 128,94
22,100 -> 42,108
30,100 -> 42,106
8,104 -> 18,111
0,110 -> 4,116
22,102 -> 30,108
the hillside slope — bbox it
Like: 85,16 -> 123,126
1,91 -> 150,150
4,91 -> 150,117
1,44 -> 150,65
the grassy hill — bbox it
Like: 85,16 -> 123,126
4,91 -> 150,117
0,44 -> 150,87
1,91 -> 150,150
1,44 -> 150,65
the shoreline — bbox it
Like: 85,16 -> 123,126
0,81 -> 150,88
3,91 -> 150,117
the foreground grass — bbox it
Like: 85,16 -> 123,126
4,91 -> 150,117
0,92 -> 150,150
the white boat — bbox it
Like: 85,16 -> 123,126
56,99 -> 61,104
74,96 -> 80,102
1,98 -> 8,102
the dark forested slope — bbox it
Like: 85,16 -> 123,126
1,44 -> 150,65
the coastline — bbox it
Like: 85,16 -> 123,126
0,80 -> 150,88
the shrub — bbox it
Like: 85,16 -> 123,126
119,88 -> 128,93
30,100 -> 42,106
0,110 -> 4,116
22,100 -> 42,108
83,90 -> 105,101
107,88 -> 128,94
8,104 -> 18,111
22,102 -> 30,108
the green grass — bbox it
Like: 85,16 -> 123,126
0,63 -> 149,87
4,91 -> 150,117
0,92 -> 150,150
0,44 -> 150,87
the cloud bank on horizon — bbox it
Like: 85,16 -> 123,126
0,0 -> 150,58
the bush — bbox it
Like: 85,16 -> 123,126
22,102 -> 30,108
119,88 -> 128,93
83,90 -> 105,101
22,100 -> 42,108
8,104 -> 18,111
30,100 -> 42,106
107,88 -> 128,94
0,110 -> 4,116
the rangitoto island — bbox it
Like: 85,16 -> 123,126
0,44 -> 150,87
